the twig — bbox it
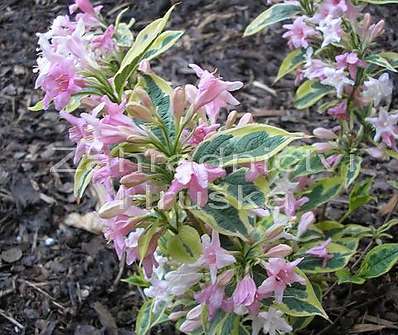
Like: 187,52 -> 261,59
110,253 -> 126,291
18,279 -> 66,311
0,308 -> 24,330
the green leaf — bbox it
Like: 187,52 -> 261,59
189,193 -> 253,240
114,5 -> 175,96
365,54 -> 398,73
63,95 -> 81,113
295,80 -> 334,110
337,224 -> 373,239
167,225 -> 202,263
341,155 -> 362,188
290,151 -> 326,179
192,124 -> 304,167
122,273 -> 149,288
135,300 -> 168,335
138,224 -> 159,260
28,100 -> 45,112
142,30 -> 184,61
297,239 -> 357,273
349,178 -> 374,214
214,168 -> 266,209
315,220 -> 344,237
278,270 -> 328,319
275,48 -> 306,82
215,314 -> 240,335
244,4 -> 302,36
358,0 -> 398,4
140,73 -> 175,139
116,22 -> 134,47
301,176 -> 344,211
377,219 -> 398,234
378,52 -> 398,68
73,156 -> 96,199
335,268 -> 366,285
358,243 -> 398,279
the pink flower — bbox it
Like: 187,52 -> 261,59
41,59 -> 85,110
306,238 -> 333,266
283,192 -> 309,217
320,154 -> 343,169
336,52 -> 366,80
328,100 -> 348,120
366,109 -> 398,150
258,258 -> 305,302
195,282 -> 225,318
125,228 -> 145,265
265,244 -> 293,258
188,123 -> 220,145
282,17 -> 317,49
159,161 -> 226,209
232,275 -> 257,312
92,25 -> 115,53
250,308 -> 292,335
314,0 -> 348,22
199,230 -> 236,283
317,17 -> 343,48
187,64 -> 243,123
297,211 -> 315,237
313,127 -> 338,140
69,0 -> 102,27
92,155 -> 137,186
244,161 -> 268,182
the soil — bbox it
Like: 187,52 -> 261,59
1,0 -> 398,334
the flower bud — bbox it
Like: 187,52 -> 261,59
313,142 -> 337,153
265,224 -> 284,240
98,199 -> 125,219
297,211 -> 315,238
265,244 -> 293,258
126,103 -> 153,121
120,172 -> 148,187
313,127 -> 337,140
226,110 -> 238,128
217,269 -> 235,286
127,134 -> 149,144
168,311 -> 187,321
366,147 -> 386,159
370,20 -> 385,41
172,86 -> 187,121
186,305 -> 202,320
179,319 -> 201,333
138,59 -> 152,74
144,149 -> 167,164
237,113 -> 254,127
131,87 -> 153,111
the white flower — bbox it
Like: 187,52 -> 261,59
164,264 -> 202,296
321,68 -> 354,98
366,108 -> 398,147
144,278 -> 171,311
250,308 -> 293,335
317,16 -> 343,48
363,73 -> 393,107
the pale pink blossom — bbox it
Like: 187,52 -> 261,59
317,17 -> 343,48
313,127 -> 338,140
237,113 -> 254,127
336,52 -> 366,80
159,161 -> 226,209
198,230 -> 235,283
40,58 -> 85,110
258,258 -> 305,302
232,275 -> 257,314
265,244 -> 293,258
320,153 -> 343,169
244,161 -> 268,182
306,238 -> 333,266
297,211 -> 316,237
187,64 -> 243,123
188,123 -> 220,145
125,228 -> 145,265
179,305 -> 202,333
164,264 -> 202,296
69,0 -> 102,27
250,308 -> 292,335
366,109 -> 398,150
328,100 -> 348,120
283,192 -> 309,217
313,142 -> 338,153
92,155 -> 137,186
282,17 -> 317,49
362,73 -> 393,107
92,25 -> 115,53
50,15 -> 77,37
313,0 -> 348,22
194,282 -> 225,318
321,67 -> 354,98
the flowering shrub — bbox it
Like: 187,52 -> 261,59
31,0 -> 398,334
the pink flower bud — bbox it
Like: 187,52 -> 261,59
237,113 -> 254,127
265,244 -> 293,258
217,269 -> 235,286
297,211 -> 315,237
138,60 -> 152,74
226,110 -> 238,128
132,87 -> 154,111
179,319 -> 201,333
265,224 -> 285,240
313,127 -> 337,140
172,87 -> 187,121
313,142 -> 337,153
366,147 -> 386,159
144,149 -> 167,164
126,103 -> 153,121
168,311 -> 187,321
120,172 -> 148,188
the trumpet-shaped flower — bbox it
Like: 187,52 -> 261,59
198,230 -> 236,283
159,161 -> 226,209
232,275 -> 257,314
362,73 -> 393,107
366,109 -> 398,149
69,0 -> 102,27
194,282 -> 225,318
306,238 -> 333,266
188,123 -> 220,145
258,258 -> 305,302
336,52 -> 366,79
321,67 -> 354,98
187,64 -> 243,123
92,25 -> 115,53
297,211 -> 316,237
282,17 -> 317,49
317,17 -> 343,48
250,308 -> 293,335
328,100 -> 348,120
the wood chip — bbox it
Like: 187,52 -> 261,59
64,212 -> 104,235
